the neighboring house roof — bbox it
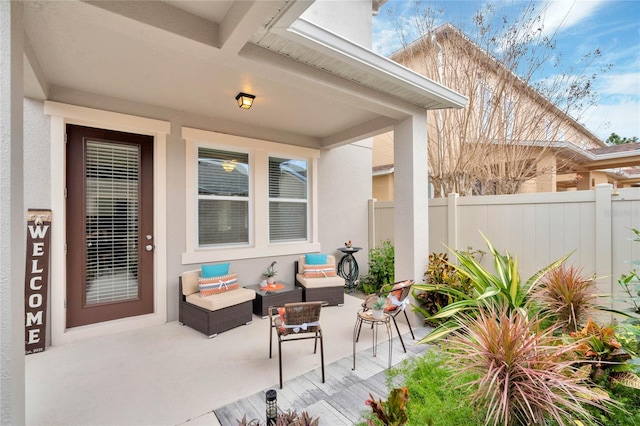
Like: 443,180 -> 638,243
390,22 -> 606,149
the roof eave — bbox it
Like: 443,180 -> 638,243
273,17 -> 468,111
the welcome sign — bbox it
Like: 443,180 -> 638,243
25,209 -> 51,355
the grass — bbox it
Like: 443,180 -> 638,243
357,351 -> 484,426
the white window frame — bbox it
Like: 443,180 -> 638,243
197,146 -> 252,248
268,156 -> 309,243
182,127 -> 320,264
44,101 -> 169,345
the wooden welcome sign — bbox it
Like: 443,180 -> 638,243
25,209 -> 51,355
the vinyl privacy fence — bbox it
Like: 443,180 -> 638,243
370,184 -> 640,308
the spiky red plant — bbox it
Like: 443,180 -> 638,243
533,264 -> 598,333
446,305 -> 611,426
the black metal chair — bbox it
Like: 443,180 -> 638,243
269,301 -> 325,389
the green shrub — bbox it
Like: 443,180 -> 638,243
358,240 -> 394,294
414,233 -> 570,343
357,351 -> 483,426
414,252 -> 475,327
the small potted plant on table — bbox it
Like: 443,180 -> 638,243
264,261 -> 277,285
371,296 -> 386,319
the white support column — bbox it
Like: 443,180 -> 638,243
0,1 -> 25,424
393,113 -> 428,283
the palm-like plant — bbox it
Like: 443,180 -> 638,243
446,305 -> 612,426
532,264 -> 598,333
416,233 -> 570,343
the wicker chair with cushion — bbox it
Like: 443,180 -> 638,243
179,266 -> 256,338
356,280 -> 415,352
294,254 -> 345,306
269,301 -> 325,389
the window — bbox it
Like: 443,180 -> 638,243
197,148 -> 249,246
269,157 -> 308,242
183,127 -> 320,264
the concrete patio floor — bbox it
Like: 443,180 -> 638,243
25,293 -> 426,426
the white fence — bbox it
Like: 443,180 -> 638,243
370,184 -> 640,306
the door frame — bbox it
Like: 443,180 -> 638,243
45,101 -> 169,345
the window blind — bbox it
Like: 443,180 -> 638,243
198,148 -> 249,246
85,140 -> 140,305
268,158 -> 308,242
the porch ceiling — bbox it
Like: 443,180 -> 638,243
22,0 -> 465,149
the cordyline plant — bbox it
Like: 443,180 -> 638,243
237,409 -> 319,426
365,387 -> 410,426
445,305 -> 613,426
415,232 -> 570,344
532,264 -> 598,334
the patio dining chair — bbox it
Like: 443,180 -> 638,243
356,280 -> 415,352
269,301 -> 325,389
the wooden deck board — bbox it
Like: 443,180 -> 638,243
214,330 -> 431,426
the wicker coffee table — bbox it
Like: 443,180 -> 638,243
244,282 -> 303,318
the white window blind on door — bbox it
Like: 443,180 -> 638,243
268,157 -> 308,242
85,140 -> 140,304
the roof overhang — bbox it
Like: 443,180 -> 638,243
22,0 -> 467,150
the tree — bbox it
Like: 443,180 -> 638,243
606,133 -> 638,145
384,1 -> 608,196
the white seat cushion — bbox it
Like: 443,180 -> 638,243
186,287 -> 255,311
296,273 -> 345,288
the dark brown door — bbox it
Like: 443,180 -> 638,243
66,124 -> 154,327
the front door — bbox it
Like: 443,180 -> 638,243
66,124 -> 154,327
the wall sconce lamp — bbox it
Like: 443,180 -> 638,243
235,92 -> 255,109
222,160 -> 237,172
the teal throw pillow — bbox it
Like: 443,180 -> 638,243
201,262 -> 230,278
305,253 -> 328,265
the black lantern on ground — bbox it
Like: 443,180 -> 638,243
266,389 -> 277,425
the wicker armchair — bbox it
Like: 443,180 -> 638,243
294,255 -> 345,306
357,280 -> 415,352
269,301 -> 325,389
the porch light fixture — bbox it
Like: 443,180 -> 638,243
222,160 -> 237,172
235,92 -> 255,109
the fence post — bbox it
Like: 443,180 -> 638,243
447,193 -> 459,252
594,184 -> 613,311
368,198 -> 376,250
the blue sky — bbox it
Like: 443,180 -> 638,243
373,0 -> 640,142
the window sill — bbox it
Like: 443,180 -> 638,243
181,242 -> 321,265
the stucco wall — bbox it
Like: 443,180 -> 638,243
24,99 -> 50,208
23,88 -> 374,335
318,140 -> 373,277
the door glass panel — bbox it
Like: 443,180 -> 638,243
85,140 -> 140,304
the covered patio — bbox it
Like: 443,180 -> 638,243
2,1 -> 465,422
25,294 -> 428,425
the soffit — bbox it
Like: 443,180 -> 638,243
22,0 -> 464,148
